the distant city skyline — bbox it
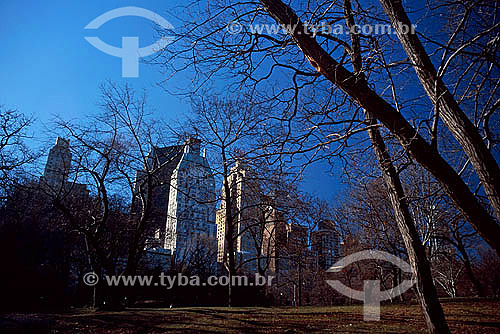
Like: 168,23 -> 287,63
0,0 -> 344,202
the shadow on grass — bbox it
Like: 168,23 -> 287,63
1,302 -> 500,333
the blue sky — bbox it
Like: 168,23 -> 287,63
0,0 -> 344,201
0,0 -> 188,122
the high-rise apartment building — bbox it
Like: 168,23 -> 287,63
311,220 -> 340,270
134,144 -> 184,247
164,139 -> 217,261
40,137 -> 88,196
261,204 -> 287,273
216,161 -> 262,272
41,137 -> 72,189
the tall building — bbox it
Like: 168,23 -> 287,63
41,137 -> 72,189
311,220 -> 340,270
134,144 -> 184,247
284,223 -> 309,268
164,138 -> 217,262
216,161 -> 262,272
40,137 -> 88,196
261,204 -> 287,273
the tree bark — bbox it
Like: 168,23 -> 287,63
222,148 -> 236,307
367,114 -> 450,334
258,0 -> 500,256
378,0 -> 500,225
344,2 -> 450,331
456,242 -> 485,297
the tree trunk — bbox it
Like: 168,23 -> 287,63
344,2 -> 449,331
378,0 -> 500,226
367,114 -> 450,334
456,243 -> 484,297
258,0 -> 500,256
222,150 -> 236,307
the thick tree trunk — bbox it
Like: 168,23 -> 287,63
344,2 -> 450,331
378,0 -> 500,225
367,115 -> 450,334
222,151 -> 236,307
123,177 -> 155,306
258,0 -> 500,256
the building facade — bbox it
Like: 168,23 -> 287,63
259,200 -> 288,273
41,137 -> 72,189
40,137 -> 88,196
164,139 -> 217,262
311,220 -> 340,270
216,161 -> 263,272
134,144 -> 184,248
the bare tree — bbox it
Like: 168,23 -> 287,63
477,248 -> 500,297
0,106 -> 36,197
342,2 -> 450,331
158,0 -> 500,256
50,83 -> 182,306
96,83 -> 183,279
432,252 -> 464,298
378,0 -> 500,224
256,0 -> 499,257
435,217 -> 484,297
153,1 -> 499,330
180,96 -> 269,305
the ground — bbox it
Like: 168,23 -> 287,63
1,301 -> 499,333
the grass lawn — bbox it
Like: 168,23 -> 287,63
1,301 -> 499,333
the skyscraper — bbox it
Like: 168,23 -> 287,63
133,144 -> 184,247
216,161 -> 262,272
311,220 -> 340,270
40,137 -> 88,196
164,138 -> 217,262
261,203 -> 287,273
41,137 -> 72,189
